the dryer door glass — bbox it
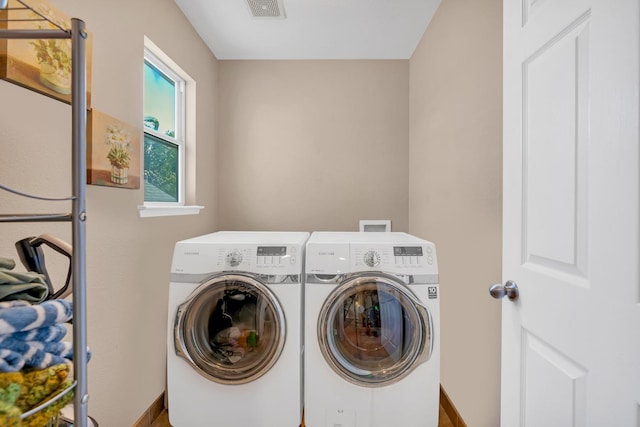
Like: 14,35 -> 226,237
175,274 -> 286,384
318,274 -> 432,386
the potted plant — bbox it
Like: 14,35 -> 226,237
104,124 -> 131,184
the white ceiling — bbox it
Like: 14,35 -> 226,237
174,0 -> 442,60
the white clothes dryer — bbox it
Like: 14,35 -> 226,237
304,232 -> 440,427
167,231 -> 309,427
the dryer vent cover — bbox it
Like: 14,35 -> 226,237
246,0 -> 286,19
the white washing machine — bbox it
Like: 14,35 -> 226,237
167,231 -> 309,427
304,232 -> 440,427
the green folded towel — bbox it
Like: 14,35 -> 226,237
0,258 -> 48,303
0,364 -> 73,427
21,380 -> 74,427
0,383 -> 23,427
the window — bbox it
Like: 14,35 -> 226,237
143,48 -> 185,204
140,39 -> 202,218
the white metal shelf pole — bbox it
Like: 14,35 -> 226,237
71,17 -> 88,427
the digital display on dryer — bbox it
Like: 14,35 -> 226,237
393,246 -> 423,256
257,246 -> 286,256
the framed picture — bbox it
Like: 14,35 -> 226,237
0,0 -> 92,105
87,110 -> 141,190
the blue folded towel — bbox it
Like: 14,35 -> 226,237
0,345 -> 69,372
40,341 -> 73,359
0,300 -> 72,335
9,325 -> 67,343
0,349 -> 25,372
0,338 -> 90,372
0,300 -> 83,372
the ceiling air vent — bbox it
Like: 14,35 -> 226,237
245,0 -> 286,19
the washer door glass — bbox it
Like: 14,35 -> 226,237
318,274 -> 432,387
175,274 -> 285,384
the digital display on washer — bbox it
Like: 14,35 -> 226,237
393,246 -> 423,256
257,246 -> 287,256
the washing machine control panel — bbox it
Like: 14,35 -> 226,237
214,245 -> 301,274
171,232 -> 309,276
256,246 -> 297,266
226,250 -> 243,267
352,244 -> 435,271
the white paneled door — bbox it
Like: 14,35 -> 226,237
498,0 -> 640,425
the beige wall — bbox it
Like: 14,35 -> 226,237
408,0 -> 503,426
0,0 -> 218,425
217,60 -> 409,232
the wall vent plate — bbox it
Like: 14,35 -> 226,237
245,0 -> 286,19
359,220 -> 392,232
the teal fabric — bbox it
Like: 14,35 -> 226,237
0,259 -> 48,303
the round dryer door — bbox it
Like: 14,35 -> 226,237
174,273 -> 286,384
318,273 -> 433,387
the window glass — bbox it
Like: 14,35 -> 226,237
329,284 -> 411,367
178,276 -> 285,384
206,285 -> 278,367
144,60 -> 176,136
143,133 -> 178,202
143,50 -> 184,204
319,278 -> 431,386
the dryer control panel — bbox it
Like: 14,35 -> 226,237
393,245 -> 435,267
351,244 -> 436,273
304,232 -> 438,276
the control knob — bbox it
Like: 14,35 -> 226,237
226,251 -> 243,267
363,250 -> 381,267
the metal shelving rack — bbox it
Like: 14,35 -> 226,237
0,1 -> 88,426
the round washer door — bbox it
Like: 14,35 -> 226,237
175,273 -> 286,384
318,273 -> 433,387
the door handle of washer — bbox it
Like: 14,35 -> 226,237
414,302 -> 434,365
489,280 -> 519,301
174,304 -> 187,358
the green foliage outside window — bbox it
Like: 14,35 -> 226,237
144,130 -> 178,201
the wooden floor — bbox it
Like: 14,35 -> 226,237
150,410 -> 170,427
150,406 -> 455,427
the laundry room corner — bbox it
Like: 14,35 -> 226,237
408,0 -> 503,426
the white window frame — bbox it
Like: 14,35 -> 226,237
139,39 -> 202,218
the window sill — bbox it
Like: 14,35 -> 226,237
137,205 -> 204,218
